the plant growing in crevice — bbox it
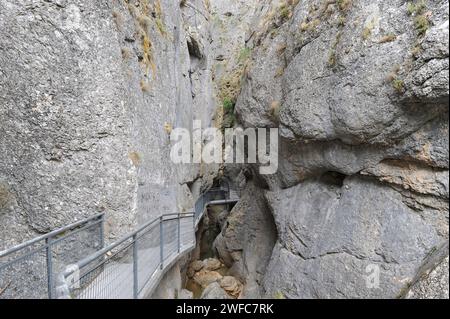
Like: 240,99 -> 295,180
406,0 -> 431,36
121,47 -> 132,60
274,291 -> 286,299
269,101 -> 281,121
386,64 -> 405,94
164,122 -> 173,135
414,14 -> 430,36
154,0 -> 167,35
222,98 -> 236,129
337,0 -> 352,11
362,19 -> 375,40
392,78 -> 405,93
385,64 -> 401,83
378,34 -> 397,43
128,151 -> 142,166
328,31 -> 342,68
407,0 -> 427,16
112,9 -> 124,30
274,66 -> 286,78
140,79 -> 151,92
141,30 -> 157,78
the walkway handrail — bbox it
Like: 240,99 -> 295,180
64,213 -> 193,276
0,184 -> 238,299
0,213 -> 105,299
0,213 -> 104,258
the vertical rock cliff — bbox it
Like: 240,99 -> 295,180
0,0 -> 217,246
218,0 -> 449,298
1,0 -> 448,299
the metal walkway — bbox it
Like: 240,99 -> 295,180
0,185 -> 238,299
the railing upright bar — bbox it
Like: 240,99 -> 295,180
100,214 -> 105,249
132,234 -> 138,299
177,213 -> 181,253
159,216 -> 164,270
45,237 -> 54,299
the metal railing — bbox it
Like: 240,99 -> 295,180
0,185 -> 238,299
60,212 -> 195,299
0,214 -> 104,299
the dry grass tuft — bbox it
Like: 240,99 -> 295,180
128,152 -> 142,166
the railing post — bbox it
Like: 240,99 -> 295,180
99,214 -> 105,249
159,216 -> 164,270
45,237 -> 54,299
132,234 -> 138,299
177,213 -> 181,253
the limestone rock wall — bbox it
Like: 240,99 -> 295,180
0,0 -> 217,247
221,0 -> 449,298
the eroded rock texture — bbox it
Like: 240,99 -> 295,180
0,0 -> 217,247
0,0 -> 448,300
225,0 -> 449,298
0,0 -> 218,298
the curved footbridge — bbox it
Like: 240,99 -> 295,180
0,185 -> 238,299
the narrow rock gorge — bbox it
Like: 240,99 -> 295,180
1,0 -> 448,299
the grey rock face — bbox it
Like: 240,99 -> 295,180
213,180 -> 277,298
0,0 -> 219,298
230,0 -> 449,299
1,0 -> 448,300
200,282 -> 231,299
406,257 -> 449,299
262,176 -> 444,298
0,0 -> 216,247
178,289 -> 194,300
404,241 -> 449,299
244,0 -> 448,145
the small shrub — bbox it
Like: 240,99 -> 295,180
362,19 -> 375,40
274,291 -> 285,299
385,64 -> 401,83
269,101 -> 280,120
223,98 -> 235,113
328,51 -> 337,67
204,0 -> 211,11
121,47 -> 132,60
411,44 -> 422,57
154,0 -> 167,35
128,152 -> 141,166
338,16 -> 346,27
300,21 -> 309,32
378,34 -> 397,43
328,31 -> 342,68
141,32 -> 157,78
407,0 -> 426,16
222,99 -> 236,129
337,0 -> 352,11
164,122 -> 173,135
279,5 -> 291,22
140,79 -> 151,92
274,66 -> 285,78
392,78 -> 405,93
414,14 -> 430,35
